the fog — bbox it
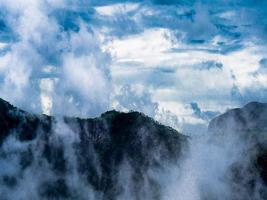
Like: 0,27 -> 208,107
0,116 -> 266,200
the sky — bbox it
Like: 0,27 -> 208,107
0,0 -> 267,134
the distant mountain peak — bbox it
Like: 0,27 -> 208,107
208,101 -> 267,185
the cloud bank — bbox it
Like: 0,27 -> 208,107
0,0 -> 267,131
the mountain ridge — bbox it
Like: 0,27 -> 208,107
1,98 -> 267,199
0,98 -> 188,200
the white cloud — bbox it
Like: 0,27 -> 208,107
107,27 -> 267,113
40,78 -> 54,115
106,28 -> 173,66
95,3 -> 139,16
0,42 -> 7,49
0,0 -> 112,117
0,0 -> 266,130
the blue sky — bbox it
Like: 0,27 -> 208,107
0,0 -> 266,134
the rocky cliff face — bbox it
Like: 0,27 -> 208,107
208,102 -> 267,198
0,98 -> 188,200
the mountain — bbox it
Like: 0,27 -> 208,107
1,98 -> 267,200
208,102 -> 267,138
0,98 -> 188,200
208,102 -> 267,198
